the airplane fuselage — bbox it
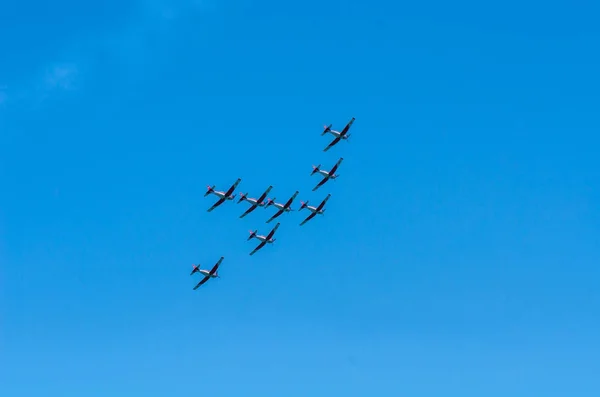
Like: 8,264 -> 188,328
327,129 -> 350,139
268,202 -> 292,212
198,269 -> 219,278
304,205 -> 324,214
253,235 -> 275,243
316,170 -> 337,179
211,190 -> 235,200
243,197 -> 266,206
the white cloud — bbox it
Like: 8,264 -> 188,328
4,61 -> 82,109
8,0 -> 209,108
16,62 -> 82,108
44,63 -> 79,92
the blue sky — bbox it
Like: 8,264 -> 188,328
1,0 -> 599,395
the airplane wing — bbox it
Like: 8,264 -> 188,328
315,193 -> 331,212
256,185 -> 273,203
265,222 -> 280,240
299,212 -> 317,226
224,178 -> 242,197
266,208 -> 283,223
312,177 -> 329,191
249,240 -> 267,256
328,157 -> 344,175
207,197 -> 226,212
283,191 -> 299,209
239,203 -> 258,218
208,257 -> 223,274
340,117 -> 355,135
323,136 -> 341,152
193,274 -> 210,289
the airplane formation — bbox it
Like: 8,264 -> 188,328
190,117 -> 355,290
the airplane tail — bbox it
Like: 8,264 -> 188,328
322,124 -> 332,135
311,165 -> 320,175
265,198 -> 275,207
238,192 -> 247,203
248,230 -> 257,240
299,200 -> 308,210
204,185 -> 215,197
190,264 -> 200,275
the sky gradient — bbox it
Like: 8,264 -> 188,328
1,1 -> 600,396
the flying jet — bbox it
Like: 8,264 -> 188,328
248,222 -> 280,256
190,256 -> 223,290
237,185 -> 273,218
264,191 -> 299,223
322,117 -> 355,152
298,193 -> 331,226
205,178 -> 242,212
311,158 -> 343,191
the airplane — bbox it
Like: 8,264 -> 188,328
311,157 -> 343,191
205,178 -> 242,212
190,256 -> 223,290
248,222 -> 280,256
237,185 -> 273,218
264,190 -> 299,223
322,117 -> 355,152
298,193 -> 331,226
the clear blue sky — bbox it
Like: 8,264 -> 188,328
1,1 -> 599,396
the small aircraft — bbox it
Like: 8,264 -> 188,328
298,193 -> 331,226
205,178 -> 242,212
190,256 -> 223,290
248,222 -> 280,256
237,185 -> 273,218
311,157 -> 343,191
264,191 -> 299,223
322,117 -> 355,152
